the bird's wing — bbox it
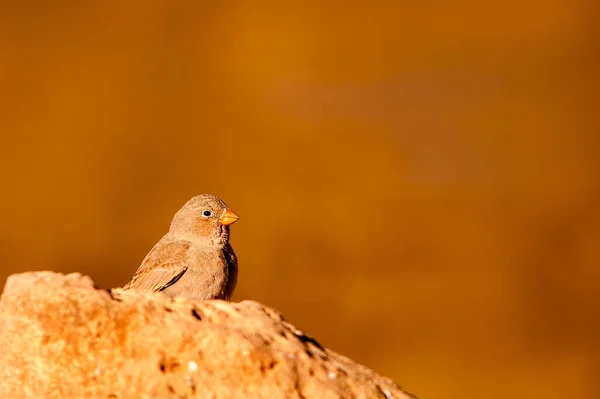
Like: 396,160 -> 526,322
124,240 -> 192,292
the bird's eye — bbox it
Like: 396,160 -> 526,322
202,210 -> 212,217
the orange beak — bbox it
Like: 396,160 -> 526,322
220,209 -> 239,226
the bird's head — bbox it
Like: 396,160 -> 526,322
169,194 -> 239,244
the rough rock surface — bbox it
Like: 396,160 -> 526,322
0,272 -> 416,399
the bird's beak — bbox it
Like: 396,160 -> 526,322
220,209 -> 239,226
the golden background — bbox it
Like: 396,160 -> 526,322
1,2 -> 598,398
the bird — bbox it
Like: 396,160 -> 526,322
123,194 -> 239,301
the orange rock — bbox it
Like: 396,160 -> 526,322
0,272 -> 416,399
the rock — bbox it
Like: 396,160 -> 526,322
0,272 -> 416,399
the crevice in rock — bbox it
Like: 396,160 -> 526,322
191,309 -> 202,321
296,333 -> 325,352
282,321 -> 325,352
292,362 -> 307,399
188,377 -> 196,394
259,360 -> 278,375
107,289 -> 122,302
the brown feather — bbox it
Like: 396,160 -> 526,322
123,241 -> 192,292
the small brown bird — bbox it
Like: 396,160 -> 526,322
123,194 -> 239,301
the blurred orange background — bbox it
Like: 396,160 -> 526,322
1,2 -> 599,398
